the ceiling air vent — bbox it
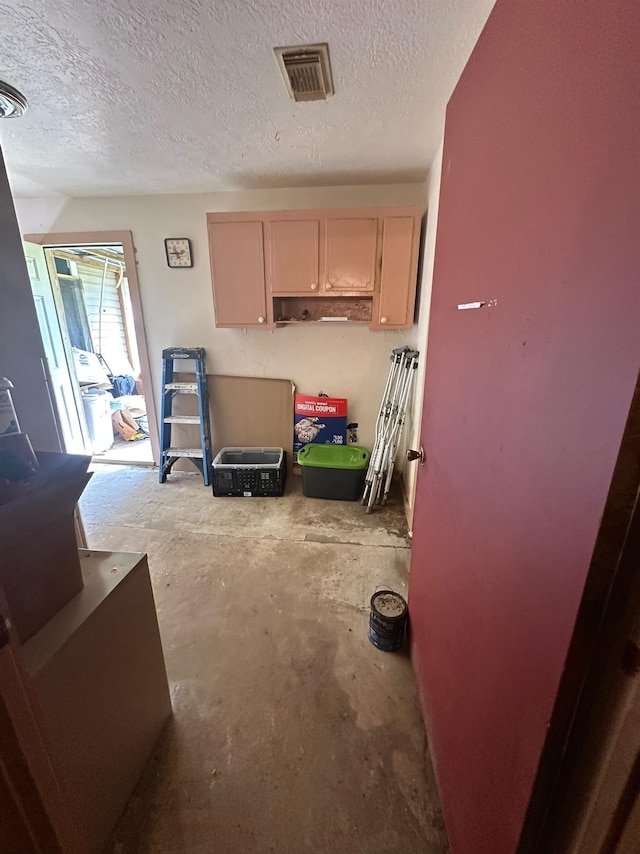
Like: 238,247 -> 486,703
274,43 -> 334,102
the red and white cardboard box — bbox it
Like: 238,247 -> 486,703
293,394 -> 347,456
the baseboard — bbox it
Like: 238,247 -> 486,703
400,472 -> 414,538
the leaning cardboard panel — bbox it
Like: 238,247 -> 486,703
0,451 -> 91,643
170,374 -> 295,473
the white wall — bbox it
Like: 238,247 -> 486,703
16,184 -> 425,450
402,141 -> 444,525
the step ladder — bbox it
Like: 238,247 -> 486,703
159,347 -> 212,486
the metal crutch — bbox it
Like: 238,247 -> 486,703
371,350 -> 415,508
362,347 -> 408,505
380,351 -> 419,505
364,347 -> 408,507
365,349 -> 411,513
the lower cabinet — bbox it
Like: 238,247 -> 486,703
22,550 -> 171,854
206,207 -> 423,330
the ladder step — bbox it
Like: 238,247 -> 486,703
163,415 -> 201,424
162,347 -> 206,361
164,447 -> 204,458
164,382 -> 197,391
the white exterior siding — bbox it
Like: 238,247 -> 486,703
58,256 -> 134,376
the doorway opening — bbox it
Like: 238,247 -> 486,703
23,237 -> 156,466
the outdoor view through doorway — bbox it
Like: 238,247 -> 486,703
23,240 -> 153,465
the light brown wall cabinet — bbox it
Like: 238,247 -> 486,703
207,207 -> 423,330
208,220 -> 268,326
324,218 -> 377,293
268,219 -> 320,295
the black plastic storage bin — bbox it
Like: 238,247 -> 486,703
211,447 -> 286,497
297,445 -> 369,501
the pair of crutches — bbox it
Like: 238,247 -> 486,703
362,347 -> 419,513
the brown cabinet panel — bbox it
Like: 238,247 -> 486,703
208,221 -> 268,328
324,218 -> 377,293
373,216 -> 419,330
268,220 -> 320,295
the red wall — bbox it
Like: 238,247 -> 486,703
409,1 -> 640,852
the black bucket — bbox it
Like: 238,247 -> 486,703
368,589 -> 408,652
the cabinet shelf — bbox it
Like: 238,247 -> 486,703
273,295 -> 372,325
275,319 -> 370,327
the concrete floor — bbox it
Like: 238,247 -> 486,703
93,436 -> 154,466
80,464 -> 448,854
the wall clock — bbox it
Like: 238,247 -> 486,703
164,238 -> 193,268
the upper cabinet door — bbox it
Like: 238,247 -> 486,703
373,216 -> 419,330
324,218 -> 378,293
208,221 -> 269,328
268,220 -> 320,295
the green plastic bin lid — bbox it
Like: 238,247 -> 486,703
297,444 -> 369,470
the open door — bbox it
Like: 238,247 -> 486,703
406,0 -> 640,850
23,231 -> 160,466
22,242 -> 85,454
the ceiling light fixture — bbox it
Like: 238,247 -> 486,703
0,81 -> 29,118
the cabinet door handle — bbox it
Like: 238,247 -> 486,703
326,283 -> 333,290
310,283 -> 318,290
258,316 -> 265,324
380,316 -> 388,324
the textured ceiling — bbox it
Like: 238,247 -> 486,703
0,0 -> 495,197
